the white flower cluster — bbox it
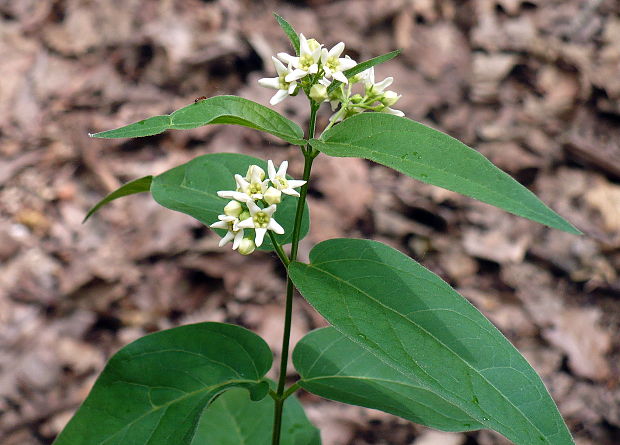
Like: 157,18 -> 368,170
258,34 -> 404,120
210,161 -> 305,255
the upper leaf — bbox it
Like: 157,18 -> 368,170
90,95 -> 306,146
150,153 -> 310,250
274,13 -> 300,56
326,50 -> 401,95
83,176 -> 152,222
193,386 -> 321,445
310,113 -> 579,234
53,322 -> 273,445
289,238 -> 574,445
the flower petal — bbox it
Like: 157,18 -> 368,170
276,161 -> 288,177
262,204 -> 277,217
270,89 -> 289,105
267,218 -> 285,235
277,53 -> 298,66
286,179 -> 306,188
210,220 -> 229,230
254,228 -> 267,247
218,231 -> 235,247
237,218 -> 255,229
281,188 -> 300,197
232,230 -> 244,250
267,160 -> 276,181
272,56 -> 288,76
339,56 -> 357,71
285,69 -> 308,82
258,77 -> 280,90
333,71 -> 349,84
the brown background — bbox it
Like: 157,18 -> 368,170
0,1 -> 619,444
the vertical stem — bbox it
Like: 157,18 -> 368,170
272,102 -> 319,445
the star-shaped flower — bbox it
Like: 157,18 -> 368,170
321,42 -> 357,84
236,200 -> 284,247
278,34 -> 322,83
258,56 -> 298,105
209,215 -> 244,250
362,67 -> 394,95
267,160 -> 306,197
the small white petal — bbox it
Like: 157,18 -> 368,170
333,71 -> 349,84
258,77 -> 280,90
287,82 -> 297,94
339,57 -> 357,71
299,34 -> 310,55
272,56 -> 288,76
237,218 -> 255,229
254,228 -> 267,247
261,204 -> 277,217
232,230 -> 244,250
210,220 -> 229,230
268,160 -> 276,181
281,188 -> 300,197
267,218 -> 285,235
308,64 -> 318,74
270,89 -> 289,105
329,42 -> 345,59
286,179 -> 306,188
384,107 -> 405,117
277,53 -> 298,66
219,231 -> 235,247
276,161 -> 288,177
374,77 -> 393,92
285,69 -> 308,82
246,200 -> 261,215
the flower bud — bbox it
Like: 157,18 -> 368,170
263,186 -> 282,205
309,84 -> 328,102
237,237 -> 256,255
223,200 -> 242,217
307,38 -> 321,51
238,210 -> 251,222
380,90 -> 401,107
245,165 -> 265,181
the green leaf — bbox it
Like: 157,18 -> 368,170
295,327 -> 485,432
310,113 -> 580,234
90,95 -> 306,146
193,386 -> 320,445
274,13 -> 300,56
289,238 -> 574,445
53,322 -> 273,445
83,176 -> 152,222
150,153 -> 310,250
326,50 -> 401,94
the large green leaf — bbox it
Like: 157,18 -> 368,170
294,327 -> 485,433
53,322 -> 273,445
289,238 -> 574,445
83,176 -> 152,222
151,153 -> 310,250
194,386 -> 320,445
310,114 -> 579,234
90,95 -> 306,146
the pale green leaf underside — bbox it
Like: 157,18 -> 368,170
53,323 -> 272,445
310,114 -> 579,234
150,153 -> 309,250
289,238 -> 574,445
194,386 -> 320,445
90,95 -> 306,146
83,176 -> 152,222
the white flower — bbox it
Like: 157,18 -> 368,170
321,42 -> 357,84
235,172 -> 269,201
217,189 -> 252,202
210,215 -> 244,250
278,34 -> 322,82
258,57 -> 298,105
236,200 -> 284,247
267,160 -> 306,197
363,67 -> 393,95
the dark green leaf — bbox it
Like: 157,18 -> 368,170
83,176 -> 152,222
53,323 -> 273,445
289,238 -> 574,445
150,153 -> 309,250
310,113 -> 579,234
193,386 -> 320,445
90,96 -> 305,146
274,13 -> 300,56
326,50 -> 401,94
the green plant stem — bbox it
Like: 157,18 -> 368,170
268,232 -> 290,266
271,103 -> 319,445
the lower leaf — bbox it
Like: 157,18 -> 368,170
193,386 -> 321,445
53,322 -> 272,445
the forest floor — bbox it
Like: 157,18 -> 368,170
0,1 -> 619,444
